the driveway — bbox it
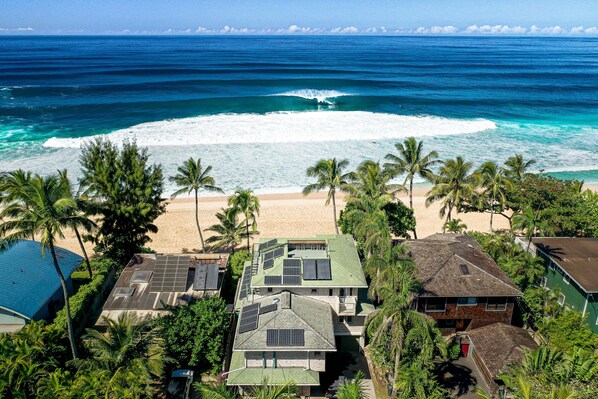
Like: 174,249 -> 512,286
311,351 -> 375,399
437,356 -> 491,398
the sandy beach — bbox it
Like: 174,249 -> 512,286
56,184 -> 587,256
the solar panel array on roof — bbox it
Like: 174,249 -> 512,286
283,258 -> 301,268
283,258 -> 301,278
239,265 -> 252,299
264,251 -> 274,261
316,259 -> 332,280
149,255 -> 190,292
302,259 -> 317,280
238,303 -> 260,333
205,263 -> 220,290
273,247 -> 284,258
131,271 -> 152,284
263,258 -> 274,269
283,275 -> 302,285
193,264 -> 208,290
264,275 -> 283,285
259,303 -> 278,314
266,329 -> 305,346
259,239 -> 277,251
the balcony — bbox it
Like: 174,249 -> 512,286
337,296 -> 357,316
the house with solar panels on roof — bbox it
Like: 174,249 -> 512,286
227,235 -> 374,397
99,252 -> 228,323
0,240 -> 82,333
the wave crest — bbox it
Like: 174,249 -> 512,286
43,111 -> 497,148
269,89 -> 351,104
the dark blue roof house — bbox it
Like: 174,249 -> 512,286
0,240 -> 82,333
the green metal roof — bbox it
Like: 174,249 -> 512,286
252,235 -> 367,288
226,351 -> 320,386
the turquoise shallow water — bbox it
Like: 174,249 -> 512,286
0,36 -> 597,194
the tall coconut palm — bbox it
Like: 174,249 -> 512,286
512,206 -> 554,251
84,312 -> 165,377
205,207 -> 246,253
345,195 -> 392,258
505,154 -> 536,181
366,243 -> 414,300
303,158 -> 352,235
228,189 -> 260,252
170,158 -> 223,253
425,156 -> 479,229
58,170 -> 97,279
478,161 -> 514,232
347,160 -> 397,201
0,173 -> 88,359
249,378 -> 298,399
384,137 -> 440,238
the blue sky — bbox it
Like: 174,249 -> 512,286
2,0 -> 598,35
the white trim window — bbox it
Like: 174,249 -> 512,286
563,275 -> 571,285
486,297 -> 508,311
540,277 -> 547,288
548,261 -> 555,271
558,293 -> 566,306
457,297 -> 478,306
595,316 -> 598,326
425,298 -> 447,312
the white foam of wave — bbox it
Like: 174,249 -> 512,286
43,111 -> 497,148
270,89 -> 351,104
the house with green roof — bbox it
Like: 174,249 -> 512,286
0,240 -> 82,333
227,235 -> 373,396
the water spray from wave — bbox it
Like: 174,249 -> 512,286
43,111 -> 497,148
269,89 -> 351,105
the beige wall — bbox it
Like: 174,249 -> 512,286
243,351 -> 326,372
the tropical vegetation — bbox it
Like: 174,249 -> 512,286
228,189 -> 261,252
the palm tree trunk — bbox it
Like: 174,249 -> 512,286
246,218 -> 250,252
74,226 -> 92,279
195,189 -> 205,253
392,341 -> 403,398
49,240 -> 78,359
332,192 -> 339,235
490,192 -> 496,232
409,177 -> 417,239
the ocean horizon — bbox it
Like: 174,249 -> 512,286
1,35 -> 597,196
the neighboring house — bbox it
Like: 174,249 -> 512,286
227,235 -> 374,396
0,240 -> 82,333
465,323 -> 538,398
407,234 -> 522,334
531,237 -> 598,333
100,252 -> 228,323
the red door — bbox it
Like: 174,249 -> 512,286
461,343 -> 470,357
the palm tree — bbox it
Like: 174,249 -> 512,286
345,195 -> 392,258
366,243 -> 414,300
384,137 -> 440,238
478,161 -> 514,232
197,381 -> 239,399
206,207 -> 246,253
425,156 -> 479,229
249,378 -> 298,399
170,158 -> 223,253
347,160 -> 397,201
303,158 -> 352,235
337,371 -> 367,399
84,312 -> 165,377
228,189 -> 260,252
58,170 -> 97,279
443,218 -> 467,233
505,154 -> 536,180
512,206 -> 554,251
0,173 -> 87,359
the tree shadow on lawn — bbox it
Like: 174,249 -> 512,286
436,361 -> 477,397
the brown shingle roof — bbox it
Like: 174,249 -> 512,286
532,237 -> 598,292
467,323 -> 537,380
407,234 -> 522,298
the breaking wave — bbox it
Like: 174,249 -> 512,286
269,89 -> 351,104
43,111 -> 497,148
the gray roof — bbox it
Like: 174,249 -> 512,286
468,323 -> 537,380
407,234 -> 522,298
234,291 -> 336,352
532,237 -> 598,292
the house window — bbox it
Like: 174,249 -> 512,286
558,293 -> 566,306
346,316 -> 353,324
563,275 -> 570,285
486,297 -> 508,311
425,298 -> 447,312
339,316 -> 344,323
540,277 -> 547,287
349,288 -> 354,296
273,352 -> 277,369
311,288 -> 318,293
262,352 -> 266,368
457,297 -> 477,306
595,316 -> 598,326
548,261 -> 555,271
267,288 -> 273,293
329,289 -> 333,296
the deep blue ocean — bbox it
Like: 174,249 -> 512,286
1,36 -> 597,194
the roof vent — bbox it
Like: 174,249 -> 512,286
131,271 -> 152,283
460,264 -> 470,276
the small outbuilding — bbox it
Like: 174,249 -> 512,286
0,240 -> 82,333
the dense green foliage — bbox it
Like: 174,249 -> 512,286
541,310 -> 598,353
228,189 -> 261,252
79,138 -> 166,262
156,296 -> 230,373
337,371 -> 367,399
222,250 -> 251,302
206,206 -> 247,253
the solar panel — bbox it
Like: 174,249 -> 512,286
283,258 -> 301,268
263,258 -> 274,269
149,255 -> 190,292
266,329 -> 305,346
239,265 -> 252,299
259,239 -> 277,251
264,251 -> 274,261
205,263 -> 220,290
303,259 -> 317,280
264,275 -> 282,285
273,247 -> 284,258
193,264 -> 208,290
238,303 -> 261,333
283,275 -> 302,285
259,304 -> 278,314
316,259 -> 332,280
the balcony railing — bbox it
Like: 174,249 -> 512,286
338,296 -> 357,315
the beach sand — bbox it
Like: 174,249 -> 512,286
54,185 -> 537,256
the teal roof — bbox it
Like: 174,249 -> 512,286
227,351 -> 320,386
0,240 -> 82,319
252,235 -> 367,288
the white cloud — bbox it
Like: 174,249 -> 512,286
329,26 -> 359,34
0,27 -> 34,32
585,27 -> 598,34
464,24 -> 527,34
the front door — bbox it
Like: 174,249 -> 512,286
456,319 -> 465,330
461,343 -> 470,357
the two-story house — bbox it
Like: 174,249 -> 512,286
407,234 -> 522,335
227,235 -> 374,397
532,237 -> 598,333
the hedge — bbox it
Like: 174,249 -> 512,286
53,257 -> 119,333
